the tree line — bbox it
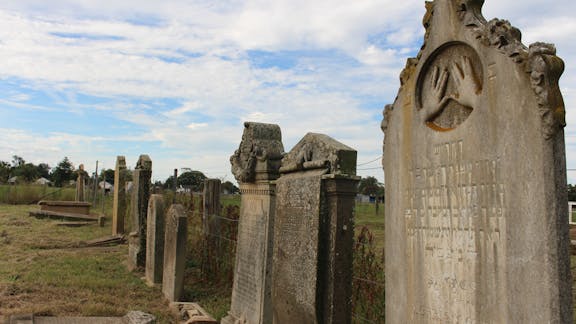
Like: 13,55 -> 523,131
0,155 -> 239,193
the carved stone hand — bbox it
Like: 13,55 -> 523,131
450,56 -> 481,108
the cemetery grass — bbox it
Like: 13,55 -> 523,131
0,204 -> 177,323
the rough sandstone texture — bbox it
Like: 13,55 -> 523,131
382,0 -> 572,323
145,194 -> 165,285
162,204 -> 188,302
222,122 -> 284,324
272,133 -> 358,324
128,155 -> 152,271
112,155 -> 127,235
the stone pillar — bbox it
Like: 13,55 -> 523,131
203,178 -> 221,236
75,164 -> 86,202
382,1 -> 572,322
272,132 -> 358,324
128,154 -> 152,271
162,204 -> 188,302
321,175 -> 358,324
112,156 -> 127,235
222,122 -> 284,324
146,194 -> 165,285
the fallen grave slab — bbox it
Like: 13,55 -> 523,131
7,311 -> 155,324
170,302 -> 217,324
29,209 -> 101,222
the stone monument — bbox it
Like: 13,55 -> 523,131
272,133 -> 359,324
382,0 -> 572,322
203,178 -> 222,236
146,194 -> 165,285
75,164 -> 87,202
128,155 -> 152,271
162,204 -> 188,302
222,122 -> 284,324
112,156 -> 127,235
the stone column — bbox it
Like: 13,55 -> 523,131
203,178 -> 221,236
222,122 -> 284,324
75,164 -> 86,202
128,154 -> 152,271
162,204 -> 188,302
112,156 -> 127,235
146,194 -> 165,285
321,175 -> 359,324
272,132 -> 358,324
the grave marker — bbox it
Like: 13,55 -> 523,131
272,133 -> 358,324
128,155 -> 152,271
222,122 -> 284,324
382,0 -> 572,322
146,194 -> 165,285
163,204 -> 188,302
112,156 -> 127,235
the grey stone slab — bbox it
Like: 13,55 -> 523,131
223,122 -> 284,324
112,156 -> 127,235
146,194 -> 165,285
128,155 -> 152,271
163,204 -> 188,302
272,132 -> 357,324
382,0 -> 572,323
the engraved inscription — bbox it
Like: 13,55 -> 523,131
417,43 -> 483,131
405,140 -> 506,323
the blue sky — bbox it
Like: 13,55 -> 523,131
0,0 -> 575,184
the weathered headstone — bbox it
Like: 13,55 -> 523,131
203,178 -> 221,236
128,154 -> 152,271
222,122 -> 284,324
146,194 -> 165,285
272,133 -> 358,324
162,204 -> 188,302
382,1 -> 572,323
75,164 -> 87,202
112,156 -> 127,235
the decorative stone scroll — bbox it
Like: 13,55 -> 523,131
272,133 -> 358,324
382,1 -> 571,323
230,122 -> 284,183
222,122 -> 284,324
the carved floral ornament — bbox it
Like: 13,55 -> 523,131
383,0 -> 566,140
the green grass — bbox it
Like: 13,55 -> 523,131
0,204 -> 176,322
0,185 -> 76,204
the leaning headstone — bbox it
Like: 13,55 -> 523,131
128,154 -> 152,271
163,204 -> 188,302
221,122 -> 284,324
272,133 -> 358,324
112,156 -> 127,235
203,178 -> 221,236
146,194 -> 165,285
382,1 -> 572,322
75,164 -> 87,202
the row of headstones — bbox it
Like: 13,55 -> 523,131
223,123 -> 359,324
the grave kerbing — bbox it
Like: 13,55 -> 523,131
382,0 -> 572,322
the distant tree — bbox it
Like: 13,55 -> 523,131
11,155 -> 25,168
0,161 -> 10,183
165,170 -> 207,192
568,184 -> 576,202
222,181 -> 239,194
99,169 -> 115,184
17,163 -> 40,182
51,157 -> 75,187
36,163 -> 51,179
358,176 -> 384,196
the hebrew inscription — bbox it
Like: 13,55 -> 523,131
405,141 -> 506,323
417,43 -> 483,131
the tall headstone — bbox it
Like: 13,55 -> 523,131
75,164 -> 87,202
203,178 -> 222,236
112,156 -> 127,235
162,204 -> 188,302
146,194 -> 165,285
222,122 -> 284,324
382,1 -> 572,323
272,133 -> 359,324
128,154 -> 152,271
